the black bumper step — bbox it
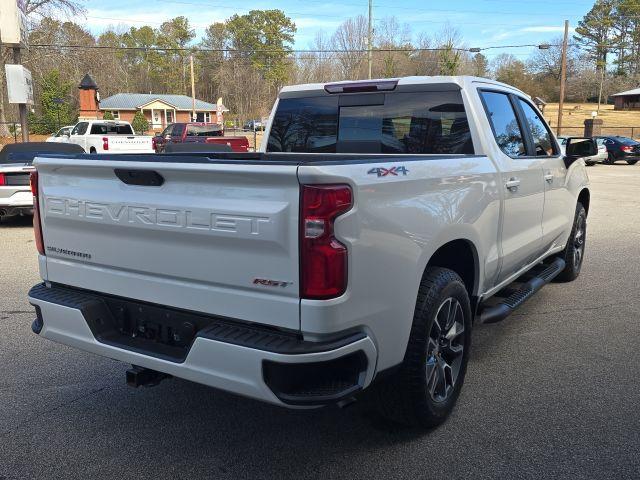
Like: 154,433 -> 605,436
478,257 -> 565,324
28,283 -> 365,361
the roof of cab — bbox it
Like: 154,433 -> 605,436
279,75 -> 526,97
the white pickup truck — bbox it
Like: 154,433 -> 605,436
65,120 -> 154,154
27,76 -> 594,428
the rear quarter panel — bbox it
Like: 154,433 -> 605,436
298,155 -> 501,370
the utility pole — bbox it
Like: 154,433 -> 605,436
367,0 -> 373,79
597,60 -> 605,112
190,54 -> 196,121
556,20 -> 569,136
11,46 -> 28,141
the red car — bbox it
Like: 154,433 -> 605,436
153,122 -> 250,153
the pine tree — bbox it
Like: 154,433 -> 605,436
574,1 -> 616,74
29,70 -> 75,134
131,111 -> 149,134
102,111 -> 115,120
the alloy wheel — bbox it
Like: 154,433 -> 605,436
425,297 -> 465,403
573,214 -> 586,269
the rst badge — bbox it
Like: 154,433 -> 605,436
367,166 -> 409,177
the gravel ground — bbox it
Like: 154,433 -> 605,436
1,165 -> 639,480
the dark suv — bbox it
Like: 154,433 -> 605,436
594,136 -> 640,165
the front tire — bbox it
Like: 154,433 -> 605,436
555,203 -> 587,282
374,267 -> 472,428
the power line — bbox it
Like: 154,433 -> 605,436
28,42 -> 573,54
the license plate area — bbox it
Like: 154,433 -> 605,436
85,296 -> 217,362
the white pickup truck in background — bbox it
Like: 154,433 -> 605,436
65,120 -> 154,154
27,76 -> 594,428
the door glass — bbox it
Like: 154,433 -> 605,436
480,92 -> 526,157
517,98 -> 557,156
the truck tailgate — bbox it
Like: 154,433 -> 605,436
35,157 -> 300,330
107,136 -> 154,152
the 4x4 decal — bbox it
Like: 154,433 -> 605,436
367,166 -> 409,177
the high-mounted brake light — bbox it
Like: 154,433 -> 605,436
300,184 -> 353,299
0,172 -> 6,186
324,80 -> 398,94
30,171 -> 45,255
103,136 -> 109,151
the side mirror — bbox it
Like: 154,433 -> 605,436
564,137 -> 597,167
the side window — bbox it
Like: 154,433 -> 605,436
517,98 -> 557,156
173,124 -> 185,137
72,122 -> 88,135
160,125 -> 173,137
480,91 -> 526,157
90,124 -> 107,135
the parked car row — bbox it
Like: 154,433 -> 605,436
46,120 -> 250,153
558,134 -> 640,165
153,122 -> 249,153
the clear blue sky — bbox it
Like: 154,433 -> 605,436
80,0 -> 596,60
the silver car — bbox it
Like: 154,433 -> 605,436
0,142 -> 84,220
557,136 -> 607,165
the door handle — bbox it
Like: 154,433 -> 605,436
505,178 -> 521,192
544,173 -> 554,183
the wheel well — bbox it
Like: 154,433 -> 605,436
89,147 -> 96,153
426,240 -> 478,296
578,189 -> 590,216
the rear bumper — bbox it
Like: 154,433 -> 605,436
28,283 -> 377,407
0,188 -> 32,209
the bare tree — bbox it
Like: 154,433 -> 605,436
24,0 -> 84,16
332,15 -> 368,80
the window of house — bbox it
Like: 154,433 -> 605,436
195,112 -> 211,122
111,111 -> 120,119
480,91 -> 526,157
166,110 -> 174,123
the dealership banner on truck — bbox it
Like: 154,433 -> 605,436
0,0 -> 28,46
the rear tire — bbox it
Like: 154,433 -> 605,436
627,160 -> 638,165
555,202 -> 587,282
374,267 -> 472,428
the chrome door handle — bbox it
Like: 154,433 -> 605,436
544,173 -> 554,183
505,178 -> 521,192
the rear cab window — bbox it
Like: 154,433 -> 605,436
267,90 -> 474,154
90,123 -> 134,135
186,125 -> 223,137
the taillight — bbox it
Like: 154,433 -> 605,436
151,136 -> 157,150
621,145 -> 633,152
0,172 -> 6,186
103,136 -> 109,151
30,171 -> 45,255
300,184 -> 352,299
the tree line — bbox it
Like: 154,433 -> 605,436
2,0 -> 640,135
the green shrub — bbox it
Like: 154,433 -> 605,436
131,111 -> 149,134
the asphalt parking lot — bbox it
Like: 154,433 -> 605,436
1,166 -> 639,480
